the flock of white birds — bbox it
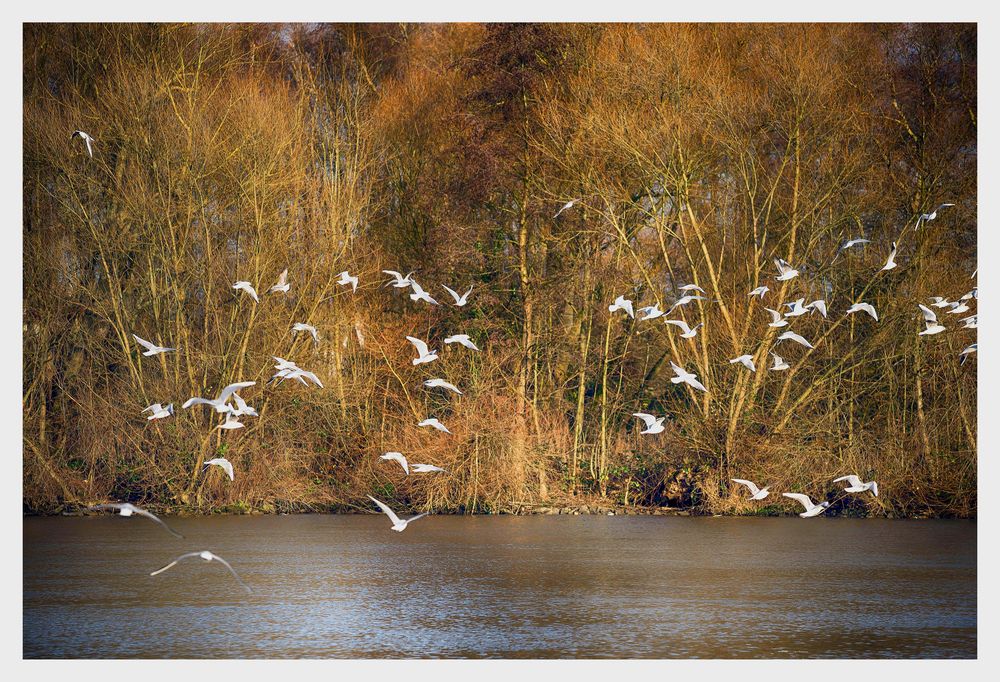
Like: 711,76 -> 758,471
73,130 -> 975,593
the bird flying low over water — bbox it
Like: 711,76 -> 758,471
664,319 -> 703,339
765,308 -> 788,328
150,550 -> 252,593
608,295 -> 635,318
846,302 -> 878,321
748,285 -> 769,299
670,361 -> 707,393
406,336 -> 439,365
132,334 -> 176,357
367,495 -> 429,532
442,284 -> 474,306
380,452 -> 409,475
833,475 -> 878,497
232,281 -> 259,302
383,270 -> 415,288
183,381 -> 256,413
292,322 -> 320,344
411,463 -> 447,473
87,503 -> 183,538
637,304 -> 665,321
72,130 -> 94,157
770,352 -> 790,371
632,412 -> 666,435
444,334 -> 480,351
729,355 -> 756,372
418,418 -> 452,434
554,199 -> 578,218
336,271 -> 359,292
917,304 -> 946,336
773,257 -> 799,281
777,331 -> 814,349
782,493 -> 831,518
915,203 -> 955,230
142,403 -> 174,420
203,458 -> 235,481
959,342 -> 977,364
424,378 -> 462,395
881,242 -> 898,271
269,268 -> 290,294
409,279 -> 439,305
731,479 -> 770,500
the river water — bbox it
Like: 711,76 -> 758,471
23,514 -> 975,658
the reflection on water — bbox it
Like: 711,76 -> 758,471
23,515 -> 975,658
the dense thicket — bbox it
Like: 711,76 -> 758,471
23,23 -> 977,516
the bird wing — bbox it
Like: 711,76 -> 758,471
217,381 -> 256,403
208,553 -> 253,593
132,334 -> 155,351
918,304 -> 938,323
382,270 -> 403,281
664,320 -> 691,334
406,512 -> 429,524
765,308 -> 783,323
773,257 -> 789,275
150,552 -> 204,576
833,475 -> 862,487
442,285 -> 463,304
632,413 -> 657,428
731,479 -> 760,495
781,493 -> 814,510
368,496 -> 402,525
182,397 -> 214,409
406,336 -> 430,357
133,507 -> 184,538
276,269 -> 288,286
688,377 -> 708,392
669,361 -> 684,375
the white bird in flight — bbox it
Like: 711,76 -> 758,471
670,361 -> 707,393
664,319 -> 703,339
411,463 -> 447,473
442,284 -> 474,306
554,199 -> 578,218
269,268 -> 290,294
667,294 -> 711,314
216,412 -> 244,431
729,355 -> 756,372
632,412 -> 666,435
929,297 -> 954,309
183,381 -> 255,413
846,302 -> 878,321
203,458 -> 235,481
748,285 -> 769,299
424,378 -> 462,395
409,279 -> 439,305
833,475 -> 879,497
960,314 -> 977,330
142,403 -> 174,421
608,295 -> 635,319
380,452 -> 409,476
232,281 -> 259,303
777,331 -> 814,349
770,352 -> 790,371
915,203 -> 955,230
230,393 -> 258,418
383,270 -> 415,288
150,550 -> 252,593
784,298 -> 810,318
367,495 -> 429,532
406,336 -> 439,365
444,334 -> 480,351
840,238 -> 870,251
945,301 -> 971,315
132,334 -> 176,357
87,503 -> 183,538
773,257 -> 799,281
637,304 -> 665,321
292,322 -> 320,344
765,308 -> 788,328
336,271 -> 359,292
782,493 -> 830,518
731,479 -> 770,500
418,418 -> 452,434
280,367 -> 324,388
959,342 -> 977,364
807,300 -> 828,319
72,130 -> 94,157
917,304 -> 946,336
880,242 -> 898,271
677,284 -> 706,294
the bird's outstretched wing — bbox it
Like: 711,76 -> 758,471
632,413 -> 657,428
664,320 -> 691,334
406,336 -> 430,357
918,304 -> 938,323
132,334 -> 155,351
217,381 -> 256,404
731,479 -> 761,496
833,475 -> 862,487
781,493 -> 814,510
182,397 -> 214,409
209,553 -> 253,593
406,512 -> 429,524
132,507 -> 184,538
150,552 -> 204,576
368,495 -> 402,526
442,285 -> 463,305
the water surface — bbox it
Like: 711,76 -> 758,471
23,515 -> 976,658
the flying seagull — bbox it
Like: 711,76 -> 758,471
929,297 -> 954,309
442,284 -> 474,307
418,418 -> 452,434
846,302 -> 878,321
784,298 -> 810,318
292,322 -> 320,344
664,319 -> 703,339
840,238 -> 870,251
87,503 -> 183,538
782,493 -> 831,518
408,279 -> 439,305
203,458 -> 235,481
72,130 -> 94,157
945,301 -> 971,315
380,452 -> 409,476
632,412 -> 666,435
367,495 -> 429,532
383,270 -> 415,288
833,475 -> 879,497
959,342 -> 977,364
444,334 -> 480,351
269,268 -> 290,294
608,295 -> 635,319
670,361 -> 707,393
336,271 -> 359,292
142,403 -> 174,421
667,294 -> 712,314
277,367 -> 324,388
748,285 -> 769,299
960,314 -> 977,330
424,378 -> 462,395
230,393 -> 258,418
917,304 -> 946,336
150,550 -> 252,593
216,412 -> 244,431
880,242 -> 898,271
731,479 -> 770,501
915,203 -> 955,230
637,304 -> 666,321
729,355 -> 756,372
770,352 -> 790,371
773,257 -> 799,281
554,199 -> 578,218
765,308 -> 789,328
183,381 -> 256,413
411,463 -> 447,473
232,281 -> 259,303
777,331 -> 814,349
132,334 -> 176,357
807,300 -> 828,319
677,284 -> 706,294
406,336 -> 439,365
